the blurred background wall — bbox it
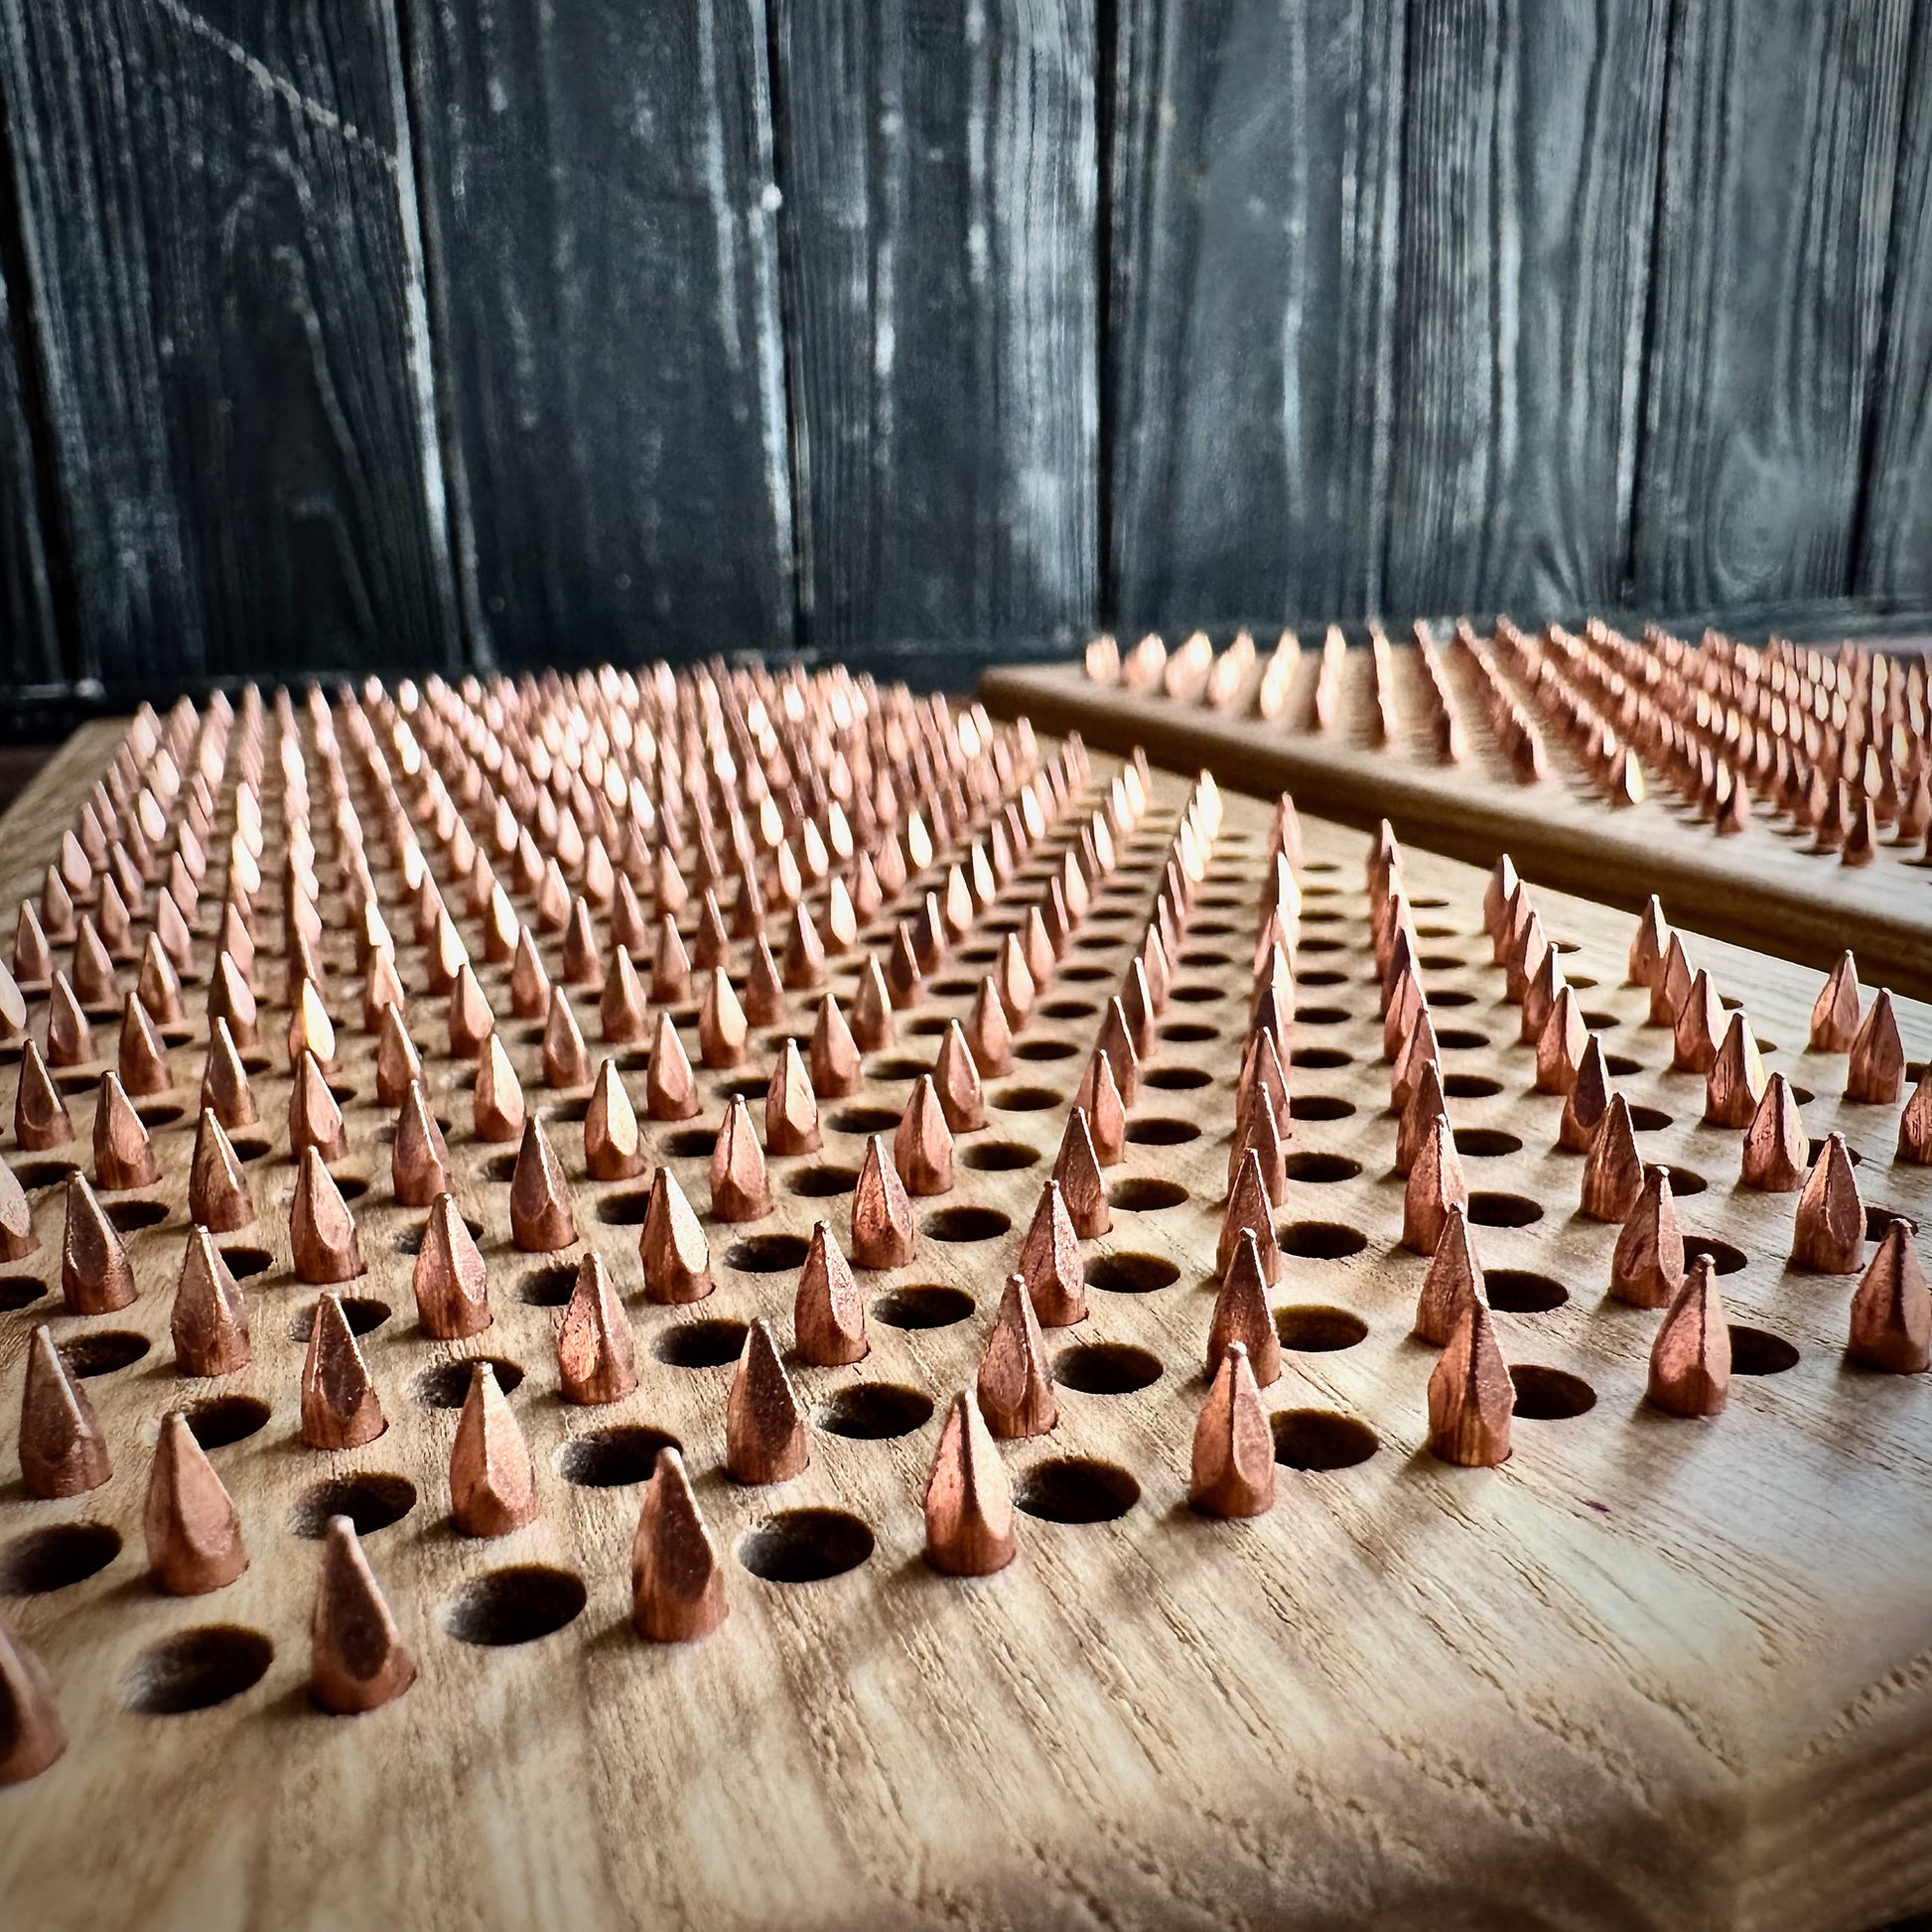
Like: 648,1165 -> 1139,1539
1,0 -> 1930,730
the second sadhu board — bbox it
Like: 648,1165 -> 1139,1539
0,670 -> 1929,1932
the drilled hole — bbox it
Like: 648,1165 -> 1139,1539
393,1216 -> 483,1255
923,1205 -> 1011,1243
124,1626 -> 273,1714
1296,1006 -> 1349,1028
1107,1177 -> 1188,1212
1159,1022 -> 1219,1044
739,1509 -> 875,1583
1039,999 -> 1099,1022
12,1161 -> 77,1191
0,1522 -> 121,1595
1170,984 -> 1223,1005
654,1319 -> 748,1367
1279,1221 -> 1367,1260
547,1094 -> 593,1122
1436,1029 -> 1488,1052
1605,1054 -> 1642,1078
1581,1010 -> 1621,1032
1054,1342 -> 1163,1394
1729,1325 -> 1799,1375
1144,1066 -> 1211,1091
520,1263 -> 578,1308
1510,1365 -> 1595,1419
1126,1117 -> 1200,1147
289,1472 -> 419,1538
726,1233 -> 811,1274
789,1163 -> 860,1197
869,1055 -> 928,1081
218,1244 -> 272,1279
1015,1038 -> 1079,1062
872,1285 -> 976,1333
135,1102 -> 184,1129
1284,1151 -> 1361,1184
991,1084 -> 1062,1112
829,1105 -> 900,1135
1176,947 -> 1232,968
1274,1306 -> 1367,1352
1014,1457 -> 1140,1524
1084,1252 -> 1179,1294
716,1075 -> 766,1101
60,1330 -> 149,1377
1271,1410 -> 1378,1470
1431,988 -> 1476,1008
410,1356 -> 523,1407
1294,1047 -> 1352,1071
1417,953 -> 1464,973
0,1277 -> 46,1311
184,1395 -> 271,1449
596,1188 -> 651,1225
1059,964 -> 1112,983
1810,1138 -> 1863,1168
663,1127 -> 717,1160
1443,1073 -> 1501,1099
104,1198 -> 168,1232
483,1152 -> 518,1183
332,1175 -> 368,1202
289,1296 -> 391,1342
445,1566 -> 588,1645
1866,1204 -> 1917,1241
904,1015 -> 950,1035
1669,1169 -> 1708,1197
815,1383 -> 935,1440
555,1425 -> 682,1487
1683,1236 -> 1747,1276
961,1140 -> 1040,1172
1451,1128 -> 1519,1160
1627,1105 -> 1672,1133
1486,1271 -> 1568,1313
1297,968 -> 1346,987
1467,1192 -> 1542,1228
1298,935 -> 1343,954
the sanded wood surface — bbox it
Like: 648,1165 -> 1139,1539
981,654 -> 1932,1002
1,700 -> 1931,1929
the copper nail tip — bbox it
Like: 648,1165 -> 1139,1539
20,1325 -> 112,1497
389,1078 -> 451,1207
90,1069 -> 158,1192
509,925 -> 552,1021
474,1030 -> 526,1142
292,1145 -> 366,1284
286,1049 -> 347,1169
1581,1093 -> 1645,1221
117,990 -> 172,1097
15,1039 -> 73,1150
301,1291 -> 386,1449
632,1448 -> 730,1640
548,1252 -> 637,1409
509,1115 -> 579,1253
1849,1220 -> 1932,1373
710,1095 -> 773,1221
1793,1132 -> 1864,1274
585,1057 -> 646,1180
1402,1112 -> 1468,1256
1053,1106 -> 1112,1239
312,1515 -> 417,1715
145,1410 -> 247,1594
1610,1164 -> 1686,1309
374,1002 -> 423,1105
448,963 -> 496,1059
0,1618 -> 66,1784
810,994 -> 862,1098
1228,1093 -> 1288,1206
173,1225 -> 251,1376
924,1392 -> 1017,1576
794,1218 -> 868,1366
0,1158 -> 35,1263
641,1165 -> 713,1304
541,986 -> 592,1089
851,1133 -> 917,1269
1899,1062 -> 1932,1166
1427,1298 -> 1514,1468
1417,1204 -> 1485,1346
1703,1010 -> 1766,1127
1670,968 -> 1725,1074
451,1362 -> 539,1538
1209,1228 -> 1282,1385
727,1317 -> 810,1484
929,1020 -> 987,1134
697,966 -> 748,1069
977,1273 -> 1057,1440
650,917 -> 692,1004
1015,1177 -> 1086,1327
62,1169 -> 139,1313
764,1037 -> 822,1157
1651,931 -> 1693,1028
1189,1341 -> 1275,1519
413,1191 -> 492,1339
1809,950 -> 1863,1052
1558,1036 -> 1611,1152
1533,988 -> 1587,1095
1647,1257 -> 1730,1419
644,1009 -> 700,1121
1847,988 -> 1905,1104
1394,1057 -> 1449,1176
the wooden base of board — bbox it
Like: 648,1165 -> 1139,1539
980,659 -> 1932,1003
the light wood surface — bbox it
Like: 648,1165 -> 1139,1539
3,705 -> 1932,1931
981,652 -> 1932,1001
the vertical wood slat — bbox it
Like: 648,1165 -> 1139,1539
1384,0 -> 1671,619
0,0 -> 459,686
1629,0 -> 1915,612
402,0 -> 795,668
0,248 -> 60,685
1107,0 -> 1405,631
771,0 -> 1098,654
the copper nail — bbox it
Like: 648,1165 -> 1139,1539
1402,1112 -> 1467,1255
284,1053 -> 345,1172
474,1031 -> 526,1142
1610,1164 -> 1685,1308
1427,1298 -> 1513,1466
558,1250 -> 638,1403
311,1516 -> 416,1714
541,988 -> 592,1089
189,1105 -> 254,1231
1646,1257 -> 1729,1418
650,917 -> 692,1004
923,1392 -> 1017,1575
1417,1203 -> 1484,1345
1558,1036 -> 1611,1152
1188,1341 -> 1274,1519
929,1020 -> 986,1134
390,1079 -> 450,1206
373,1003 -> 423,1107
1016,1178 -> 1085,1327
1670,969 -> 1725,1074
580,1058 -> 642,1181
117,991 -> 172,1097
172,1226 -> 251,1375
697,967 -> 748,1069
206,952 -> 255,1050
1898,1062 -> 1932,1165
1849,1220 -> 1932,1373
810,994 -> 862,1098
1209,1229 -> 1282,1384
1809,950 -> 1863,1051
412,1192 -> 491,1339
0,1159 -> 35,1263
763,1038 -> 821,1157
977,1273 -> 1057,1439
997,932 -> 1036,1025
14,1040 -> 73,1150
1227,1092 -> 1288,1206
641,1165 -> 713,1303
562,898 -> 601,986
510,926 -> 552,1021
1704,1011 -> 1766,1127
89,1069 -> 156,1192
1072,1045 -> 1128,1168
291,1145 -> 363,1282
853,953 -> 897,1048
62,1170 -> 137,1312
446,964 -> 495,1061
743,936 -> 784,1027
710,1095 -> 772,1221
598,945 -> 649,1044
793,1218 -> 868,1365
1627,895 -> 1670,987
1847,988 -> 1905,1103
851,1133 -> 917,1268
632,1448 -> 729,1639
301,1292 -> 385,1449
450,1363 -> 538,1537
509,1116 -> 578,1251
893,1075 -> 955,1196
726,1317 -> 809,1483
1581,1093 -> 1645,1221
1393,1058 -> 1449,1176
19,1326 -> 111,1496
1793,1132 -> 1864,1273
1650,931 -> 1693,1028
641,1009 -> 698,1121
1739,1072 -> 1808,1191
1533,989 -> 1587,1095
145,1411 -> 247,1593
0,1621 -> 66,1783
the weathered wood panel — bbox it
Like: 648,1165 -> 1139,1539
0,249 -> 59,684
772,0 -> 1097,652
1630,0 -> 1914,611
0,0 -> 459,684
1108,0 -> 1404,630
403,0 -> 795,666
1384,0 -> 1670,619
1853,0 -> 1932,605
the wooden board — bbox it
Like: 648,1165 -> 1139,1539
2,677 -> 1932,1929
0,251 -> 60,687
980,648 -> 1932,1001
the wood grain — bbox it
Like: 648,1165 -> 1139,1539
1107,0 -> 1404,629
0,0 -> 460,683
402,0 -> 796,665
1,711 -> 1931,1930
772,0 -> 1098,652
0,250 -> 59,686
1384,0 -> 1671,618
1630,0 -> 1915,611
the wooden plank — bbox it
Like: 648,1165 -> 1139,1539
1385,0 -> 1670,618
402,0 -> 795,665
1107,0 -> 1404,629
2,695 -> 1932,1929
0,0 -> 459,684
1853,0 -> 1932,604
1630,0 -> 1915,611
0,252 -> 60,686
981,654 -> 1932,1001
772,0 -> 1098,651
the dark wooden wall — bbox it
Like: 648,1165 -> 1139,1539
2,0 -> 1931,713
